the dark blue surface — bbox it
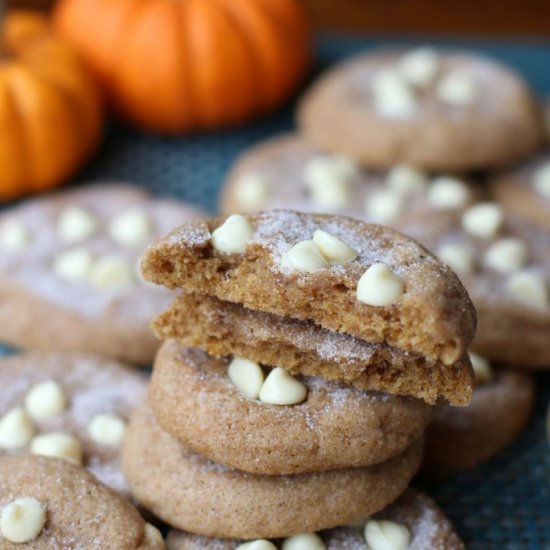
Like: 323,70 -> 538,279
5,36 -> 550,548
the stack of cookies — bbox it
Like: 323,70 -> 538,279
220,46 -> 548,472
122,210 -> 475,546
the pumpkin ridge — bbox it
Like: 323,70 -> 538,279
3,68 -> 37,191
214,0 -> 263,118
0,76 -> 28,198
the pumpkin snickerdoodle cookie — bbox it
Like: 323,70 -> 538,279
219,133 -> 481,220
122,402 -> 423,540
142,210 -> 476,404
298,48 -> 544,171
0,351 -> 147,496
166,489 -> 465,549
153,293 -> 472,406
0,183 -> 203,364
423,353 -> 535,476
149,340 -> 434,475
0,455 -> 163,549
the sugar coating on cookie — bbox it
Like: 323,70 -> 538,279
165,489 -> 465,550
0,351 -> 147,496
298,49 -> 544,171
153,293 -> 473,406
424,369 -> 534,475
123,402 -> 424,539
142,211 -> 476,369
0,455 -> 160,549
149,342 -> 434,475
0,183 -> 204,364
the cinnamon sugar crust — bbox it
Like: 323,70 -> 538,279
0,455 -> 160,549
152,294 -> 473,406
149,341 -> 434,475
122,402 -> 424,540
142,211 -> 476,367
167,489 -> 464,550
298,50 -> 544,171
0,351 -> 147,496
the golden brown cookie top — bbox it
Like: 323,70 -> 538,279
142,211 -> 476,366
0,351 -> 147,496
0,455 -> 162,549
491,153 -> 550,230
166,489 -> 464,549
298,48 -> 544,171
0,183 -> 203,322
220,133 -> 482,220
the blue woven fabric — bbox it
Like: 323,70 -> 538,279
3,36 -> 550,548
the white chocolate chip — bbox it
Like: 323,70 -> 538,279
89,255 -> 134,290
364,190 -> 404,223
88,413 -> 127,447
303,156 -> 356,210
437,242 -> 476,274
30,432 -> 83,465
211,214 -> 253,254
532,161 -> 550,199
371,69 -> 418,117
386,164 -> 428,195
0,497 -> 45,544
53,247 -> 94,282
313,230 -> 357,265
0,218 -> 31,250
236,541 -> 277,550
57,206 -> 97,243
0,408 -> 35,451
469,351 -> 494,385
427,176 -> 470,209
506,271 -> 548,308
24,380 -> 68,420
282,533 -> 326,550
485,238 -> 528,274
461,203 -> 503,239
281,240 -> 329,273
436,69 -> 478,106
357,263 -> 405,306
398,47 -> 439,87
364,519 -> 411,550
259,367 -> 307,406
142,523 -> 164,548
109,207 -> 153,246
228,358 -> 265,400
235,173 -> 270,211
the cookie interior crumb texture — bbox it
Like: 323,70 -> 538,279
142,211 -> 477,371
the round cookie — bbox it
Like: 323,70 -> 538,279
423,358 -> 535,476
298,48 -> 544,171
166,489 -> 464,549
0,351 -> 147,495
401,199 -> 550,368
150,341 -> 435,475
0,455 -> 163,549
142,211 -> 476,369
220,133 -> 482,221
0,183 -> 204,364
490,153 -> 550,230
122,402 -> 424,539
220,143 -> 549,368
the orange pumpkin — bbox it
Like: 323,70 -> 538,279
0,11 -> 103,201
53,0 -> 310,133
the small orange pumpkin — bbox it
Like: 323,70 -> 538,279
0,11 -> 103,201
54,0 -> 310,133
